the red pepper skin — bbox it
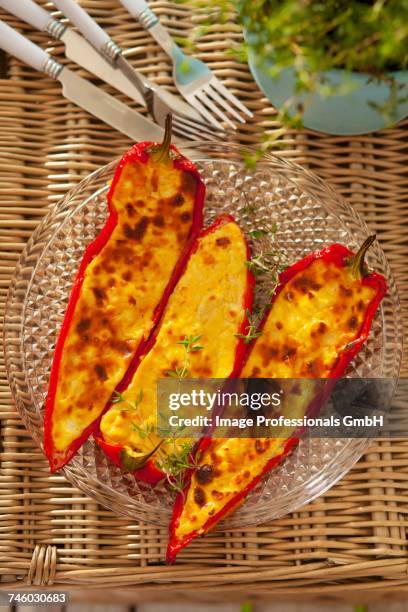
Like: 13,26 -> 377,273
166,240 -> 387,563
44,139 -> 205,472
94,214 -> 255,483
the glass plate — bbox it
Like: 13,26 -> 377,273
4,142 -> 402,528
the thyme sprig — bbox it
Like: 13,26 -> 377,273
236,222 -> 285,342
112,389 -> 157,443
249,228 -> 268,240
177,334 -> 204,353
166,334 -> 204,379
235,308 -> 263,344
242,191 -> 257,216
246,250 -> 279,277
246,221 -> 284,298
161,334 -> 206,490
158,439 -> 196,495
131,420 -> 154,439
112,389 -> 143,411
166,365 -> 190,379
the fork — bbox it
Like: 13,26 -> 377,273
119,0 -> 253,129
52,0 -> 225,142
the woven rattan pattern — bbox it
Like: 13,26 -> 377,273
0,0 -> 407,597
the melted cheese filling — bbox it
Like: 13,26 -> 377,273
52,158 -> 198,453
176,438 -> 288,538
175,258 -> 377,540
100,221 -> 248,456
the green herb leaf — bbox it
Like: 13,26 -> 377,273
158,440 -> 195,494
166,366 -> 190,379
131,420 -> 154,439
235,308 -> 263,344
112,388 -> 143,412
112,391 -> 125,404
184,0 -> 407,129
249,228 -> 268,240
177,334 -> 204,353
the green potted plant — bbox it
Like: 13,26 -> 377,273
214,0 -> 408,134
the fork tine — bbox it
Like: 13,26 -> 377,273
172,119 -> 223,142
173,115 -> 215,139
197,90 -> 236,128
210,78 -> 253,117
173,115 -> 225,141
172,123 -> 202,142
186,95 -> 224,130
174,112 -> 228,137
205,83 -> 244,123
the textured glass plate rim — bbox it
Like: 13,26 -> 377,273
4,141 -> 401,528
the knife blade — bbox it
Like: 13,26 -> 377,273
61,28 -> 146,107
58,67 -> 164,142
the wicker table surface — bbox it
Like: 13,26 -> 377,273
0,0 -> 407,600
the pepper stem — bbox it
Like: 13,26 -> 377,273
121,440 -> 164,471
151,114 -> 173,163
349,235 -> 376,280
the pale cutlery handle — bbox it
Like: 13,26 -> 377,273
119,0 -> 156,23
52,0 -> 117,59
0,0 -> 63,34
0,19 -> 62,76
120,0 -> 178,57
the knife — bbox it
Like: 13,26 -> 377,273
0,0 -> 218,142
0,0 -> 206,128
0,19 -> 164,143
50,0 -> 209,128
0,0 -> 147,106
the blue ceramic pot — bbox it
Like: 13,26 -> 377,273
245,29 -> 408,135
